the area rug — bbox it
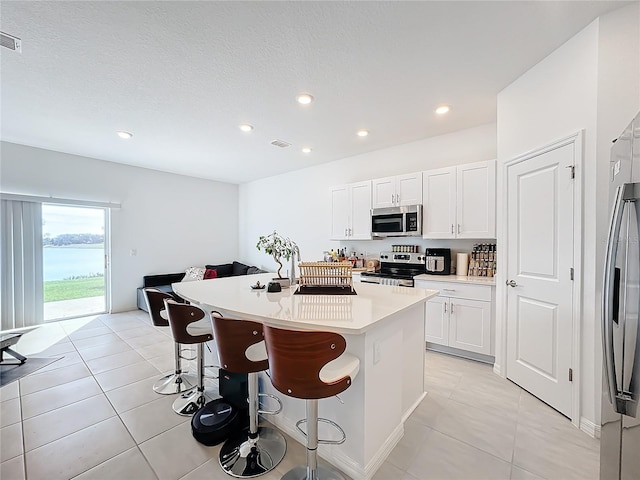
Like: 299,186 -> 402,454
0,357 -> 62,387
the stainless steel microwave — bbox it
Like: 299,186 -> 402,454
371,205 -> 422,237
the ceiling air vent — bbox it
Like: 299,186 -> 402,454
271,139 -> 291,148
1,32 -> 21,53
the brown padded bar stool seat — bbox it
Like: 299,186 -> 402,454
143,288 -> 197,395
166,302 -> 213,345
210,314 -> 286,478
263,327 -> 354,399
164,300 -> 217,415
262,325 -> 359,480
143,288 -> 170,327
210,314 -> 268,373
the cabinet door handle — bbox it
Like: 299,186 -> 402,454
457,224 -> 461,234
451,224 -> 454,234
345,228 -> 348,237
444,303 -> 447,313
391,193 -> 394,204
442,288 -> 456,292
451,303 -> 455,314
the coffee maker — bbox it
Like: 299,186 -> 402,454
424,248 -> 451,275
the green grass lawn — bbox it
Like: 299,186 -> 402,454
44,277 -> 105,302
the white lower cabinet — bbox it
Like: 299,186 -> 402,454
447,298 -> 491,355
415,279 -> 494,356
424,296 -> 449,345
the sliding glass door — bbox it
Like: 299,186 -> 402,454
42,204 -> 108,321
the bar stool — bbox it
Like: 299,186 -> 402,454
142,288 -> 197,394
211,313 -> 287,478
262,325 -> 360,480
164,299 -> 218,415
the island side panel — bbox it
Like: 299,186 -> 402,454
401,302 -> 427,418
361,317 -> 405,468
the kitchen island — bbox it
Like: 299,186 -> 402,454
174,273 -> 438,480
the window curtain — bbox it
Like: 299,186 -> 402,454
0,199 -> 44,331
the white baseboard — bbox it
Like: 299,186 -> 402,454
361,422 -> 404,480
402,392 -> 427,423
580,417 -> 601,439
426,343 -> 494,364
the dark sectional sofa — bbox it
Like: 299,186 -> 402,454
137,261 -> 266,312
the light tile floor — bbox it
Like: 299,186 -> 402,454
0,311 -> 599,480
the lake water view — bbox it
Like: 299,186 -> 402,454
43,246 -> 104,281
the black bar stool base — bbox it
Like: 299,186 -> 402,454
153,372 -> 197,395
219,426 -> 286,478
173,387 -> 217,416
281,464 -> 347,480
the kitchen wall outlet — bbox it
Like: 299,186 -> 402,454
373,341 -> 381,364
130,248 -> 137,257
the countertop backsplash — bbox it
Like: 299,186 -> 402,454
336,238 -> 494,274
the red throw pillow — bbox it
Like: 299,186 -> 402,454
204,268 -> 218,280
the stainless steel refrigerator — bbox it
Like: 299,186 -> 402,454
601,112 -> 640,480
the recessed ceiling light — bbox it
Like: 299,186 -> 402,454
239,124 -> 254,132
296,93 -> 314,105
435,105 -> 451,115
301,147 -> 312,154
117,131 -> 133,139
357,129 -> 369,137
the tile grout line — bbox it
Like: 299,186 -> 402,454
69,315 -> 142,480
22,317 -> 123,478
45,314 -> 158,480
86,315 -> 193,480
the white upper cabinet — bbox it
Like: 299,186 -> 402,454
330,185 -> 350,240
456,161 -> 496,238
372,176 -> 396,208
422,160 -> 496,239
423,167 -> 456,238
372,172 -> 422,209
330,181 -> 372,240
349,181 -> 373,240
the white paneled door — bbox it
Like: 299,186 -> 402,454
506,142 -> 575,418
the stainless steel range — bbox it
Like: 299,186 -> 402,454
360,252 -> 426,287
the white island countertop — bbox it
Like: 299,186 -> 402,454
173,273 -> 438,334
414,274 -> 496,286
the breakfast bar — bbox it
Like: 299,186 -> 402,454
173,273 -> 438,480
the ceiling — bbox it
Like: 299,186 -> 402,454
0,1 -> 627,184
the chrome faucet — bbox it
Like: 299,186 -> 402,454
290,244 -> 301,285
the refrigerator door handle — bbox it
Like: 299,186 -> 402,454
603,184 -> 626,410
603,182 -> 640,414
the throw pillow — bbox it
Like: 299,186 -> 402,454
203,268 -> 218,280
182,266 -> 205,282
232,261 -> 250,276
205,263 -> 234,277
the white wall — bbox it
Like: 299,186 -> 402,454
0,142 -> 239,312
238,123 -> 496,273
496,2 -> 640,430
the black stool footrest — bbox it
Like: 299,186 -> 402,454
295,417 -> 346,445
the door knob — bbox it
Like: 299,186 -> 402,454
506,280 -> 518,287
